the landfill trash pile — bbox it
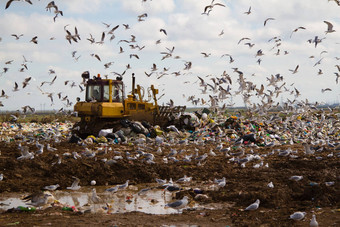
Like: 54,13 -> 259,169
0,108 -> 339,226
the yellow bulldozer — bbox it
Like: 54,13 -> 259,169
73,71 -> 186,137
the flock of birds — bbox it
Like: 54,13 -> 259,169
0,0 -> 340,113
0,98 -> 338,225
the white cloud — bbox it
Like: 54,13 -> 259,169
122,0 -> 175,14
61,0 -> 108,14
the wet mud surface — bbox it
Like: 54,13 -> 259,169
0,140 -> 339,226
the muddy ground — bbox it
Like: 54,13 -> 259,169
0,137 -> 339,226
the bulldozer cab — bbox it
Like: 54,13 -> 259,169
85,76 -> 124,103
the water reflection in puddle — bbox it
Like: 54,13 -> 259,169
0,185 -> 209,215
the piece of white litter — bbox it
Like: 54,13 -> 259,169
267,182 -> 274,188
289,175 -> 303,181
325,181 -> 335,186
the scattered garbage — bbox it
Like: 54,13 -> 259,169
1,107 -> 339,148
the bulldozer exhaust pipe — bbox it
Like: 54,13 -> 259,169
132,73 -> 135,98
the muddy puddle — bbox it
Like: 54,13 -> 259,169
0,185 -> 223,215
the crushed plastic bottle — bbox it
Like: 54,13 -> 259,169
62,206 -> 73,211
17,206 -> 36,211
62,206 -> 77,212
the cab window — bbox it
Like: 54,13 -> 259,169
113,83 -> 124,102
103,85 -> 110,101
86,85 -> 101,101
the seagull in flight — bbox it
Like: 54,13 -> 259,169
11,34 -> 23,40
137,13 -> 148,22
238,37 -> 250,44
13,82 -> 19,91
290,26 -> 306,38
96,32 -> 105,45
321,88 -> 332,93
66,176 -> 81,190
160,28 -> 167,35
123,24 -> 130,29
30,36 -> 38,44
201,52 -> 211,57
202,0 -> 225,15
335,72 -> 340,84
324,21 -> 335,33
91,53 -> 101,61
289,65 -> 299,74
264,18 -> 275,26
5,0 -> 32,9
244,6 -> 251,15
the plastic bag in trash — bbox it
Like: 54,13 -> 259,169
69,134 -> 82,143
130,121 -> 149,135
98,128 -> 113,137
242,134 -> 256,143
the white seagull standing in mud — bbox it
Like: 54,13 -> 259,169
17,146 -> 34,160
43,184 -> 60,191
310,214 -> 318,227
244,199 -> 260,211
289,211 -> 306,221
105,185 -> 119,193
118,180 -> 129,190
165,196 -> 189,213
35,141 -> 44,155
91,188 -> 101,203
217,177 -> 226,188
176,175 -> 192,183
22,191 -> 53,208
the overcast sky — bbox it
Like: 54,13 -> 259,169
0,0 -> 340,112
